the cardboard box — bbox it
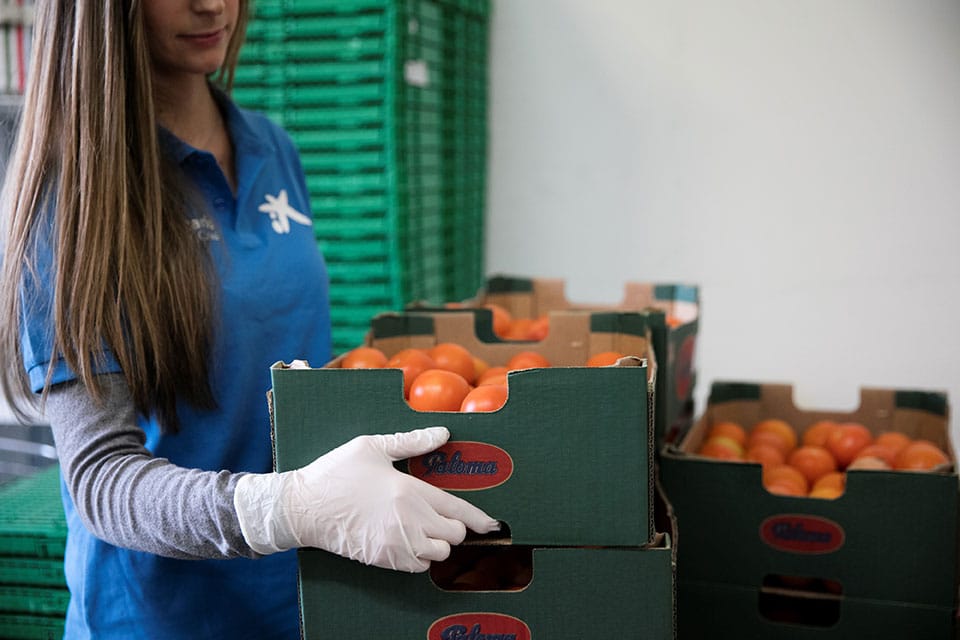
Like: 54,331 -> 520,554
291,485 -> 678,638
471,274 -> 700,450
659,381 -> 959,638
269,311 -> 671,638
271,310 -> 657,546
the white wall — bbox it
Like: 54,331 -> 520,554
485,1 -> 960,442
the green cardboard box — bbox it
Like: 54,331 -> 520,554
271,310 -> 657,546
290,485 -> 677,638
659,381 -> 959,638
269,311 -> 670,638
474,274 -> 699,451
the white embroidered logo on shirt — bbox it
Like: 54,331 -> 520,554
258,189 -> 312,234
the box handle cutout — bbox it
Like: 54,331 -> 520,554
759,574 -> 842,627
429,542 -> 532,592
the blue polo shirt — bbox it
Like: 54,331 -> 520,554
21,95 -> 331,638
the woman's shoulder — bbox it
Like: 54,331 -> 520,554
226,99 -> 300,158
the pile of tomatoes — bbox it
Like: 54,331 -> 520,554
339,343 -> 629,413
696,417 -> 951,499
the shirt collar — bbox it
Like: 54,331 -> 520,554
157,84 -> 274,166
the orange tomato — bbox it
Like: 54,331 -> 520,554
824,422 -> 873,468
428,342 -> 477,384
787,445 -> 837,485
477,371 -> 508,387
527,315 -> 550,341
708,421 -> 748,447
745,443 -> 786,470
385,348 -> 436,397
477,366 -> 509,385
812,471 -> 845,494
751,419 -> 798,452
407,369 -> 471,412
472,356 -> 490,382
809,485 -> 843,500
747,428 -> 794,457
698,436 -> 744,460
893,440 -> 949,471
484,303 -> 513,338
460,384 -> 508,412
763,464 -> 809,496
503,318 -> 535,341
851,443 -> 898,467
340,346 -> 388,369
874,431 -> 912,456
506,351 -> 551,370
802,420 -> 840,448
846,455 -> 891,471
586,351 -> 625,367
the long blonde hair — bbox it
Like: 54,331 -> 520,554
0,0 -> 249,432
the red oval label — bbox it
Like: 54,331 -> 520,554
407,441 -> 514,491
428,613 -> 531,640
760,514 -> 845,554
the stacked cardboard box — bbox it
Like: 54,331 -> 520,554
456,274 -> 700,451
0,464 -> 67,639
659,382 -> 958,638
269,310 -> 676,637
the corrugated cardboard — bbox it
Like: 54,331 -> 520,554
268,310 -> 670,638
660,381 -> 959,638
467,274 -> 699,450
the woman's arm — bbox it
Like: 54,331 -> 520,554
45,373 -> 259,560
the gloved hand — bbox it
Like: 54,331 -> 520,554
233,426 -> 500,573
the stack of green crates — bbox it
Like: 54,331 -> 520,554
235,0 -> 491,354
0,465 -> 68,639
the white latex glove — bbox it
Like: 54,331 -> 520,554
233,426 -> 500,573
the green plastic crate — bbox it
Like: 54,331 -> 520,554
0,467 -> 66,559
0,558 -> 65,589
0,614 -> 64,640
0,587 -> 68,617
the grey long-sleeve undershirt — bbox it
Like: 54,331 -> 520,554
44,373 -> 261,560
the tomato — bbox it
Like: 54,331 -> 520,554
894,440 -> 949,471
586,351 -> 625,367
762,464 -> 809,496
428,342 -> 477,384
484,303 -> 513,338
787,445 -> 837,485
708,421 -> 748,447
501,318 -> 533,341
527,315 -> 550,341
472,356 -> 490,382
751,419 -> 798,452
385,348 -> 436,398
477,371 -> 508,387
851,443 -> 898,467
745,443 -> 785,470
407,369 -> 471,412
506,350 -> 551,370
874,431 -> 912,456
824,422 -> 873,468
340,346 -> 388,369
477,366 -> 509,385
801,420 -> 839,448
460,384 -> 508,412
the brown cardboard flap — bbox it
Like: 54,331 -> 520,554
360,311 -> 654,371
484,277 -> 698,320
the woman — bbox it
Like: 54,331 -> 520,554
0,2 -> 497,638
